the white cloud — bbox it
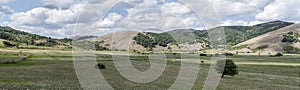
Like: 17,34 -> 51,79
220,19 -> 263,26
256,0 -> 300,21
98,13 -> 124,27
0,5 -> 14,14
161,2 -> 190,16
214,0 -> 272,17
118,1 -> 203,31
8,0 -> 121,38
0,0 -> 15,4
11,7 -> 49,26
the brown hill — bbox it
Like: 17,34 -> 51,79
234,23 -> 300,53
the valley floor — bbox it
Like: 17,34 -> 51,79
0,49 -> 299,90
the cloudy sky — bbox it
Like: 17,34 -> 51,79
0,0 -> 299,38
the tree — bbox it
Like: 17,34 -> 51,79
215,59 -> 238,78
283,46 -> 295,53
3,41 -> 18,47
282,36 -> 297,43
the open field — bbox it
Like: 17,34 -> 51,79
0,49 -> 299,89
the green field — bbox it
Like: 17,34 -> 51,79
0,49 -> 299,90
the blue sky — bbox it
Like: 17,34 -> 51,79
1,0 -> 300,38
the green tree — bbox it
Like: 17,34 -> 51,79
215,59 -> 238,78
282,36 -> 297,43
283,46 -> 295,53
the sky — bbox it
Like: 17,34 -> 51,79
0,0 -> 300,38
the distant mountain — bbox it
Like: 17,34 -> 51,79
0,26 -> 72,49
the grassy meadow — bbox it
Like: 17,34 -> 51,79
0,49 -> 299,90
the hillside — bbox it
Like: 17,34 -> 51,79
131,21 -> 293,51
0,21 -> 294,52
234,23 -> 300,53
89,21 -> 293,52
0,26 -> 72,49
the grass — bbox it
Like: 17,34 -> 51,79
0,79 -> 33,85
230,45 -> 248,50
0,50 -> 299,89
0,42 -> 4,48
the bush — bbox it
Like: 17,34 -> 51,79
283,46 -> 295,53
274,53 -> 283,57
96,63 -> 106,69
215,59 -> 238,78
256,45 -> 268,50
224,53 -> 234,56
3,41 -> 18,47
173,53 -> 177,55
199,53 -> 207,56
282,36 -> 297,43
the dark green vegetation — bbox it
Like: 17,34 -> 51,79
133,33 -> 175,49
0,26 -> 72,49
215,59 -> 238,78
133,21 -> 294,49
282,31 -> 300,43
0,50 -> 299,90
96,63 -> 106,69
280,31 -> 300,53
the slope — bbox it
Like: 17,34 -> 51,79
235,23 -> 300,53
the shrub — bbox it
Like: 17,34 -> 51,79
274,53 -> 283,57
287,31 -> 294,35
283,46 -> 295,53
201,61 -> 204,63
282,36 -> 297,43
215,59 -> 238,78
199,53 -> 207,56
3,41 -> 18,47
96,63 -> 106,69
256,45 -> 268,50
224,53 -> 234,56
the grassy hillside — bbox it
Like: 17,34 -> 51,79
0,26 -> 72,49
235,23 -> 300,53
133,21 -> 294,49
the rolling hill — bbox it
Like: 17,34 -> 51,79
90,21 -> 294,52
0,26 -> 72,49
234,23 -> 300,53
0,21 -> 296,52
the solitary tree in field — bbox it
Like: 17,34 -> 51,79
215,59 -> 238,78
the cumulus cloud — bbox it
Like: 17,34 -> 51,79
256,0 -> 300,21
9,0 -> 120,38
10,6 -> 79,28
0,5 -> 14,14
214,0 -> 272,17
98,13 -> 124,28
118,1 -> 203,30
220,19 -> 263,26
161,2 -> 190,16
